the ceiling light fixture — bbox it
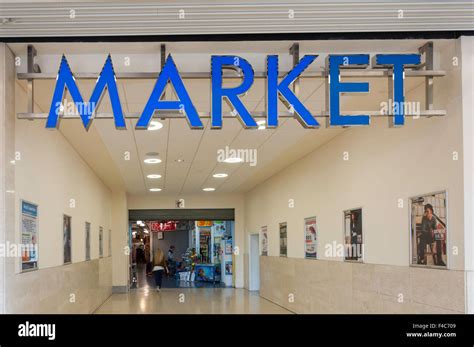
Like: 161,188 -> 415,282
147,121 -> 163,131
144,158 -> 162,164
213,173 -> 228,178
175,158 -> 184,163
149,188 -> 162,192
147,174 -> 162,179
202,187 -> 215,192
257,120 -> 266,130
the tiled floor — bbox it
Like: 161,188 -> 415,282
96,263 -> 291,314
94,287 -> 292,314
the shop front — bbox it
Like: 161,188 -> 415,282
129,210 -> 235,289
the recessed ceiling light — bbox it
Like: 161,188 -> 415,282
144,158 -> 162,164
202,187 -> 215,192
223,157 -> 244,163
147,174 -> 162,179
213,173 -> 228,178
149,188 -> 162,192
257,120 -> 266,130
148,121 -> 163,131
175,158 -> 185,163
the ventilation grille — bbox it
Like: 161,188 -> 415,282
0,1 -> 473,37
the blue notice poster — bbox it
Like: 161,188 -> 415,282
21,200 -> 38,271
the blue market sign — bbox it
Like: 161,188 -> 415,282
47,53 -> 420,130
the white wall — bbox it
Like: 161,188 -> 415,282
5,80 -> 114,312
127,193 -> 245,288
245,40 -> 464,269
461,35 -> 474,313
243,40 -> 468,313
14,105 -> 113,268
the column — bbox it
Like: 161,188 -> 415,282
0,43 -> 16,313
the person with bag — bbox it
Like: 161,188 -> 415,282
152,248 -> 168,292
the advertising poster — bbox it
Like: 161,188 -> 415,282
195,264 -> 215,282
225,261 -> 233,275
85,222 -> 91,261
197,220 -> 212,227
344,209 -> 363,262
261,226 -> 268,256
279,222 -> 287,257
213,221 -> 226,236
410,191 -> 447,267
108,229 -> 112,257
63,215 -> 72,264
225,239 -> 233,255
304,217 -> 317,259
21,200 -> 38,271
99,226 -> 103,258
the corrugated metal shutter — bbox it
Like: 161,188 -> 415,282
0,1 -> 473,38
129,208 -> 235,221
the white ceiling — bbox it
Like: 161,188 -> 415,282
12,40 -> 435,195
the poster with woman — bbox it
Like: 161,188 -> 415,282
224,239 -> 233,255
261,226 -> 268,256
410,191 -> 447,267
63,215 -> 72,264
279,222 -> 287,257
343,208 -> 363,262
304,217 -> 317,259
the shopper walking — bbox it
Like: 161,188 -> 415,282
419,204 -> 436,265
152,248 -> 168,292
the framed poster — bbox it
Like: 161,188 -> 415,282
213,221 -> 226,236
20,200 -> 38,272
108,229 -> 112,257
85,222 -> 91,261
343,208 -> 363,262
304,216 -> 317,259
99,226 -> 103,258
224,239 -> 233,255
63,215 -> 72,264
225,261 -> 233,275
261,225 -> 268,256
410,191 -> 447,268
279,222 -> 287,257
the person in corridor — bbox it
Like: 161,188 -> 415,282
152,248 -> 168,292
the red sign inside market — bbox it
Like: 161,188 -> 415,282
149,221 -> 178,232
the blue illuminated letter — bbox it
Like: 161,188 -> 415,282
137,55 -> 202,129
266,55 -> 319,128
47,55 -> 125,129
375,54 -> 421,126
328,55 -> 370,127
211,56 -> 256,128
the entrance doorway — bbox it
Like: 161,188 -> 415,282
249,233 -> 260,291
129,209 -> 235,291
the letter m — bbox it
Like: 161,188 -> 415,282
46,55 -> 125,130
